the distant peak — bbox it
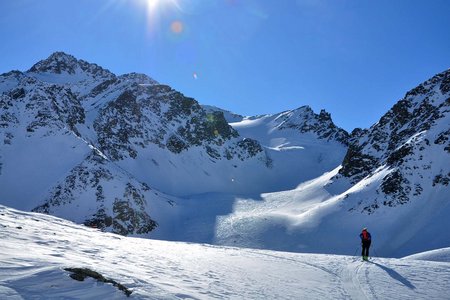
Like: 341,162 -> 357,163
280,105 -> 314,118
48,51 -> 77,61
292,105 -> 313,113
27,52 -> 115,80
28,52 -> 78,74
274,105 -> 348,144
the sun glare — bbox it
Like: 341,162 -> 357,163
136,0 -> 181,33
141,0 -> 179,15
146,0 -> 160,10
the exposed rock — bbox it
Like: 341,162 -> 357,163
381,170 -> 410,206
433,173 -> 450,186
339,144 -> 377,182
64,268 -> 132,297
276,106 -> 349,145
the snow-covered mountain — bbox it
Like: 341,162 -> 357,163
0,52 -> 449,258
153,68 -> 449,257
2,204 -> 450,299
0,52 -> 276,235
0,52 -> 347,235
208,69 -> 450,257
338,69 -> 450,211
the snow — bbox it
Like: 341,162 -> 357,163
226,109 -> 348,192
1,204 -> 450,299
403,247 -> 450,263
147,161 -> 450,258
1,53 -> 450,290
0,127 -> 91,210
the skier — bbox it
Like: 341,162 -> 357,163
360,227 -> 371,261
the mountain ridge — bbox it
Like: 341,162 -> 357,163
0,52 -> 448,257
1,52 -> 347,235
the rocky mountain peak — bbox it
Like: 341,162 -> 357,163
27,51 -> 115,80
28,52 -> 80,74
275,106 -> 349,145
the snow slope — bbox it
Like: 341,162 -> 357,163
227,106 -> 348,191
1,204 -> 450,300
186,69 -> 450,257
403,247 -> 450,263
150,163 -> 450,258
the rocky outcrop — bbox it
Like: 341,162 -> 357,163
64,268 -> 132,297
93,82 -> 265,163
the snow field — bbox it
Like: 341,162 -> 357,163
1,205 -> 450,299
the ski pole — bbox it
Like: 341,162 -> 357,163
372,247 -> 379,258
352,246 -> 360,261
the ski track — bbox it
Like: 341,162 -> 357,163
364,262 -> 379,300
341,260 -> 366,300
246,249 -> 377,300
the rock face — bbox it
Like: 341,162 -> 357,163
92,85 -> 258,162
338,69 -> 450,213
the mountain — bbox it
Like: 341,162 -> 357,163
1,204 -> 450,299
27,51 -> 116,96
0,52 -> 272,235
0,52 -> 449,258
338,69 -> 450,210
0,52 -> 346,236
229,106 -> 349,190
210,68 -> 450,257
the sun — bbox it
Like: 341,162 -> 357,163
136,0 -> 181,32
145,0 -> 160,10
141,0 -> 180,15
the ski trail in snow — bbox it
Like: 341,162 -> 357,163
341,259 -> 370,300
245,249 -> 338,276
244,250 -> 359,298
363,262 -> 379,300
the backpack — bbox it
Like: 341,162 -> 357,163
361,230 -> 371,241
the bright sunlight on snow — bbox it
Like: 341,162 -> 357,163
1,205 -> 450,299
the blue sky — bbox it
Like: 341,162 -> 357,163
1,0 -> 449,131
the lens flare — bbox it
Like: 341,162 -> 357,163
170,20 -> 184,34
